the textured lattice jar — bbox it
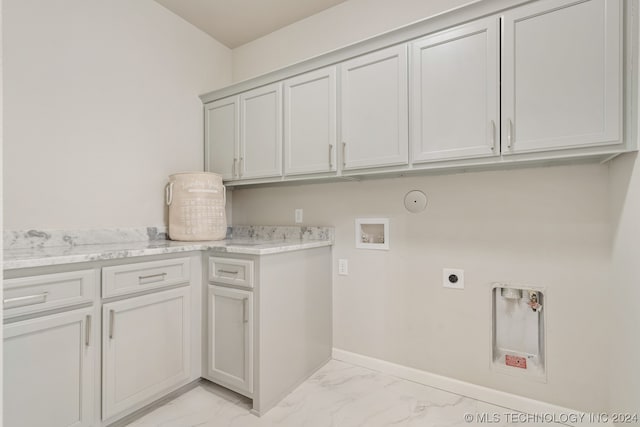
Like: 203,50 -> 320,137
165,172 -> 226,241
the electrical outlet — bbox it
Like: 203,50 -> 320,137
295,208 -> 303,224
338,259 -> 349,276
443,268 -> 464,289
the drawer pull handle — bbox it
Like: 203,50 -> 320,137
138,273 -> 167,284
109,309 -> 115,339
218,269 -> 239,275
3,292 -> 48,309
85,315 -> 91,347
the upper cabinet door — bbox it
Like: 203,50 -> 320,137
205,96 -> 239,181
501,0 -> 622,155
284,67 -> 337,176
340,45 -> 409,170
240,83 -> 283,180
411,17 -> 499,163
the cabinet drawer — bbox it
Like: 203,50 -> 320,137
209,257 -> 254,288
3,270 -> 95,319
102,257 -> 191,298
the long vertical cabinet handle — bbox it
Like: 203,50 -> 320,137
85,315 -> 91,346
232,158 -> 237,178
342,142 -> 347,169
239,157 -> 244,178
490,120 -> 496,151
329,144 -> 334,169
507,119 -> 513,149
242,298 -> 249,324
109,309 -> 115,339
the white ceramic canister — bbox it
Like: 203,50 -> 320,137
165,172 -> 226,241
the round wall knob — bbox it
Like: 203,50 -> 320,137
404,190 -> 427,213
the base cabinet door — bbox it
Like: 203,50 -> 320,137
208,285 -> 253,396
3,308 -> 94,427
501,0 -> 622,154
102,287 -> 191,420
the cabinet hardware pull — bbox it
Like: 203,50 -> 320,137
239,157 -> 244,178
490,120 -> 496,151
109,309 -> 115,339
3,292 -> 48,309
507,119 -> 513,149
329,144 -> 334,169
85,315 -> 91,346
165,182 -> 173,206
218,269 -> 239,275
342,142 -> 347,168
138,273 -> 167,284
232,158 -> 237,178
242,298 -> 249,324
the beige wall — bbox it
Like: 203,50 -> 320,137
233,164 -> 611,411
3,0 -> 232,229
231,0 -> 474,82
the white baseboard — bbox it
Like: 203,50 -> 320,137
332,348 -> 611,427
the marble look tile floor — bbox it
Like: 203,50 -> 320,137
127,360 -> 554,427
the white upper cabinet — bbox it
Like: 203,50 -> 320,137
201,0 -> 632,185
340,45 -> 409,170
205,96 -> 239,180
501,0 -> 622,154
411,17 -> 499,163
240,83 -> 283,179
284,67 -> 337,175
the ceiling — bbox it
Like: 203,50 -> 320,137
154,0 -> 349,48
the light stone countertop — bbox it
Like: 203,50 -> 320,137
3,226 -> 334,270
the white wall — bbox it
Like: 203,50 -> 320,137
229,0 -> 618,412
232,0 -> 474,82
1,0 -> 4,416
607,9 -> 640,420
609,153 -> 640,417
233,164 -> 611,411
3,0 -> 232,229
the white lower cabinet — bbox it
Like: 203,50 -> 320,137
102,286 -> 191,420
205,250 -> 332,416
207,284 -> 254,396
4,308 -> 94,427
